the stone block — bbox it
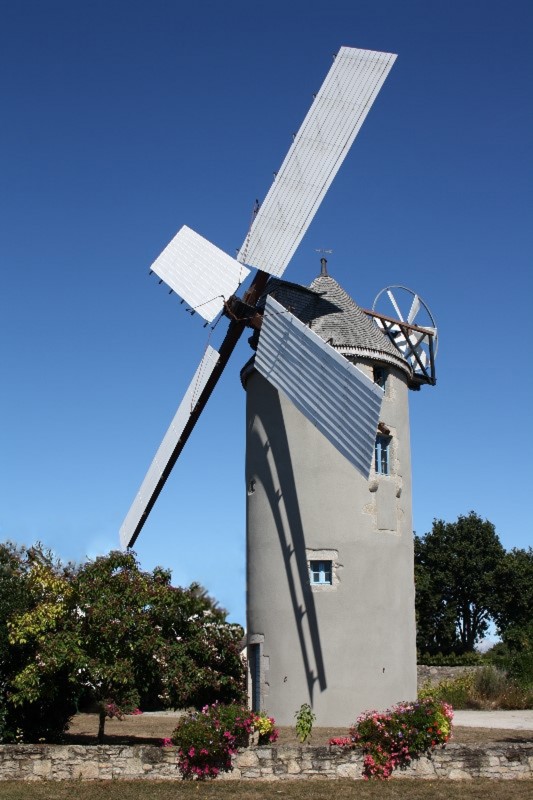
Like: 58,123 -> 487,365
278,747 -> 300,760
237,750 -> 259,768
121,757 -> 143,776
50,748 -> 69,761
448,768 -> 473,780
32,759 -> 52,778
141,747 -> 164,764
242,769 -> 261,778
407,757 -> 437,777
336,762 -> 360,779
74,762 -> 100,780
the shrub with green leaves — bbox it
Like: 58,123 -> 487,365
331,698 -> 453,780
419,666 -> 533,710
0,543 -> 79,743
472,666 -> 507,700
171,703 -> 279,779
418,672 -> 474,708
488,641 -> 533,689
171,711 -> 237,779
295,702 -> 316,743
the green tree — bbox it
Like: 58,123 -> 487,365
492,547 -> 533,651
1,543 -> 78,742
5,548 -> 246,743
0,542 -> 27,740
71,551 -> 245,741
414,553 -> 457,656
415,512 -> 505,655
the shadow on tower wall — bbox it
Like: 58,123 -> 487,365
250,389 -> 326,703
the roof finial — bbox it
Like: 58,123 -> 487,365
315,248 -> 333,276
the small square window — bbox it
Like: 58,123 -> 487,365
375,434 -> 391,475
309,560 -> 332,585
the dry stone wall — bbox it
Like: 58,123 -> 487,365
1,742 -> 532,781
417,665 -> 481,687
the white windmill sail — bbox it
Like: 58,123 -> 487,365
255,296 -> 383,477
120,345 -> 220,549
237,47 -> 397,277
120,44 -> 402,550
150,226 -> 250,322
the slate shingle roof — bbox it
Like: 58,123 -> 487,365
263,273 -> 412,379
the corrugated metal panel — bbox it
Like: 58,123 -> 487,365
255,297 -> 383,477
151,226 -> 250,322
237,47 -> 396,277
120,346 -> 220,549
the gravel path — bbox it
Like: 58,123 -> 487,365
452,710 -> 533,730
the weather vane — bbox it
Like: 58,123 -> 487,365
315,248 -> 333,275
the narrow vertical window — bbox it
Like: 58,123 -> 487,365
309,560 -> 332,585
375,434 -> 391,475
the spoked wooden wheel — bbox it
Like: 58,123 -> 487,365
372,285 -> 438,374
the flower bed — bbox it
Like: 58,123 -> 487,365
170,703 -> 278,779
329,698 -> 453,779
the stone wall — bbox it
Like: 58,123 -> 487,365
1,742 -> 532,781
417,665 -> 481,687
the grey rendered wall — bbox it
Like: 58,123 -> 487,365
245,362 -> 417,726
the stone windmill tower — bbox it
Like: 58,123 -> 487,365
118,47 -> 438,726
244,263 -> 427,725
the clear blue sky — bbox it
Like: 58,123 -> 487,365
1,0 -> 531,624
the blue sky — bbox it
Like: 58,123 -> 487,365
1,0 -> 531,624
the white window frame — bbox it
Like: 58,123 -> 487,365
306,549 -> 340,592
309,559 -> 332,585
375,434 -> 391,475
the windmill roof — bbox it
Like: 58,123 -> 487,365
263,273 -> 412,378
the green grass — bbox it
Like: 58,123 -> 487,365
1,780 -> 533,800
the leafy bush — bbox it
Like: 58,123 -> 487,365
419,666 -> 533,710
506,651 -> 533,687
171,703 -> 279,779
487,643 -> 533,689
418,673 -> 475,708
497,683 -> 533,710
171,712 -> 236,779
295,702 -> 316,743
0,543 -> 79,743
472,666 -> 507,700
331,698 -> 453,780
205,702 -> 255,748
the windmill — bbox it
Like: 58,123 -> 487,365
119,46 -> 437,725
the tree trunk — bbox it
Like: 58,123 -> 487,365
98,710 -> 106,744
